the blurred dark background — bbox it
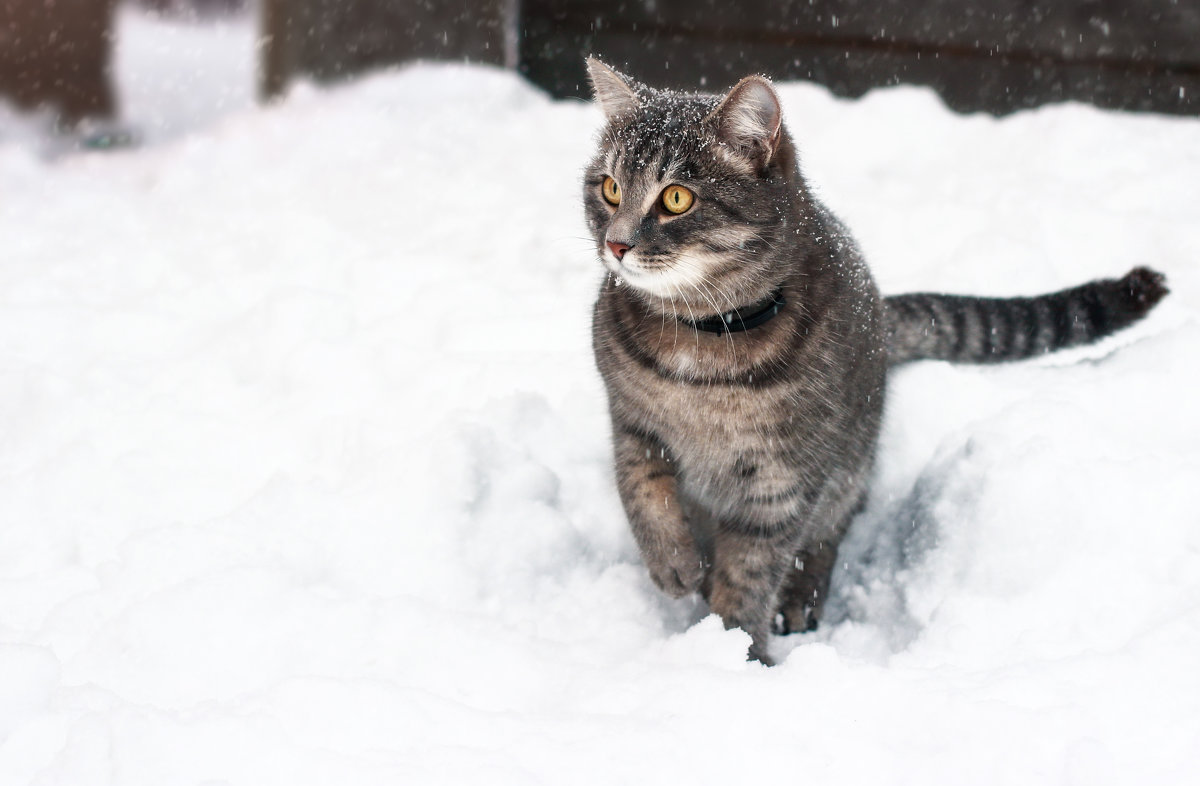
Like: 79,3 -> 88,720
3,0 -> 1197,126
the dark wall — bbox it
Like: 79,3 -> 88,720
259,0 -> 1199,115
0,0 -> 118,123
261,0 -> 514,99
520,0 -> 1200,115
3,0 -> 1197,123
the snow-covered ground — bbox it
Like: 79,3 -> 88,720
3,8 -> 1199,785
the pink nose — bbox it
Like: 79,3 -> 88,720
606,241 -> 631,260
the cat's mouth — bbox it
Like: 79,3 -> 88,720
604,251 -> 667,295
603,247 -> 713,301
601,246 -> 636,277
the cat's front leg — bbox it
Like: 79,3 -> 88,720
708,523 -> 797,664
775,538 -> 840,634
612,425 -> 706,598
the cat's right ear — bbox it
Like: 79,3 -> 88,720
585,57 -> 642,120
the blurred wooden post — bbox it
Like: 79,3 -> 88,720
0,0 -> 119,124
259,0 -> 293,100
259,0 -> 516,101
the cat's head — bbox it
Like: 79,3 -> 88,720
583,58 -> 802,314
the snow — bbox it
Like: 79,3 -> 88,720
2,8 -> 1199,785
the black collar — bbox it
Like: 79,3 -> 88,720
681,289 -> 786,335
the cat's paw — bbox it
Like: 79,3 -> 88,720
773,604 -> 820,636
644,540 -> 707,599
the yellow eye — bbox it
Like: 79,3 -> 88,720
602,176 -> 621,205
661,185 -> 694,214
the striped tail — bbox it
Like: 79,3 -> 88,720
883,266 -> 1168,366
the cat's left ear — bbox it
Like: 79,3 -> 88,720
586,57 -> 642,121
707,75 -> 783,172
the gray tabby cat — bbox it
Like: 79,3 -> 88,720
583,58 -> 1168,664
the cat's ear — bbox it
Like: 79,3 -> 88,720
708,75 -> 783,171
586,57 -> 642,120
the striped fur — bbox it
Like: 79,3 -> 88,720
584,59 -> 1168,664
885,267 -> 1168,365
